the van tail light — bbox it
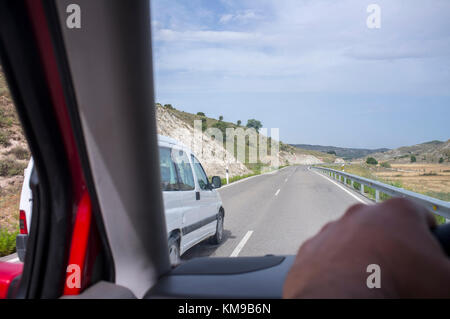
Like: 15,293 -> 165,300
19,210 -> 28,235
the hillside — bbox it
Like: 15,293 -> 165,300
366,140 -> 450,164
291,144 -> 389,160
155,104 -> 337,177
0,66 -> 30,232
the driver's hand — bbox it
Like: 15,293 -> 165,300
283,198 -> 450,298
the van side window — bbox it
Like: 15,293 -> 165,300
173,150 -> 195,191
191,155 -> 209,190
159,147 -> 179,191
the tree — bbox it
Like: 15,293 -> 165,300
237,120 -> 242,126
197,112 -> 206,117
246,119 -> 263,132
164,104 -> 174,110
439,157 -> 444,164
219,115 -> 224,122
411,155 -> 417,163
327,150 -> 337,155
366,157 -> 378,165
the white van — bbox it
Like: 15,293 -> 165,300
16,135 -> 225,265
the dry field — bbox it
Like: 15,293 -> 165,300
375,163 -> 450,195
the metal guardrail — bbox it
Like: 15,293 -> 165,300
311,166 -> 450,220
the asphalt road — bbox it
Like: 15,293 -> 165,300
183,165 -> 371,260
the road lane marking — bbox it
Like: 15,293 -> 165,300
275,189 -> 281,196
313,170 -> 368,204
285,178 -> 288,182
230,231 -> 253,257
220,166 -> 292,189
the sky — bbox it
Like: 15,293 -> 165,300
150,0 -> 450,149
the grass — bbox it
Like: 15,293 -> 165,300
0,227 -> 18,257
219,164 -> 290,186
220,172 -> 259,186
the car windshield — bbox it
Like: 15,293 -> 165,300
0,0 -> 449,271
150,0 -> 450,261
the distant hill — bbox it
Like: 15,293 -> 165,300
291,144 -> 389,160
369,140 -> 450,164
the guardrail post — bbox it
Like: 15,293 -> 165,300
344,177 -> 347,185
351,180 -> 354,188
376,190 -> 380,203
361,184 -> 365,195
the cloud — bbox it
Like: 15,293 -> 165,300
152,0 -> 450,95
219,10 -> 261,24
154,29 -> 262,44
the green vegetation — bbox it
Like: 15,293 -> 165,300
366,157 -> 378,165
0,129 -> 10,147
237,120 -> 242,126
220,172 -> 259,186
380,162 -> 391,168
0,158 -> 27,177
196,112 -> 206,117
0,228 -> 18,257
327,150 -> 337,155
411,155 -> 417,163
163,104 -> 175,110
439,157 -> 444,164
246,119 -> 263,133
7,146 -> 30,160
218,115 -> 224,122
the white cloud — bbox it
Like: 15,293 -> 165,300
219,14 -> 233,24
152,0 -> 450,95
154,29 -> 262,44
218,10 -> 261,24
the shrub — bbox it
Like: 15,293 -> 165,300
163,104 -> 175,110
219,115 -> 224,122
0,129 -> 11,147
0,158 -> 27,177
237,120 -> 242,126
196,112 -> 205,117
366,157 -> 378,165
410,155 -> 417,163
0,228 -> 18,257
439,157 -> 444,164
380,162 -> 391,168
8,146 -> 29,160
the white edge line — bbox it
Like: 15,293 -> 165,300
312,170 -> 368,204
275,189 -> 281,196
230,231 -> 253,257
221,166 -> 291,189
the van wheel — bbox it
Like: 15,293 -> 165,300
209,212 -> 224,245
168,237 -> 180,267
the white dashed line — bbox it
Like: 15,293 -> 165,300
230,231 -> 253,257
275,189 -> 281,196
